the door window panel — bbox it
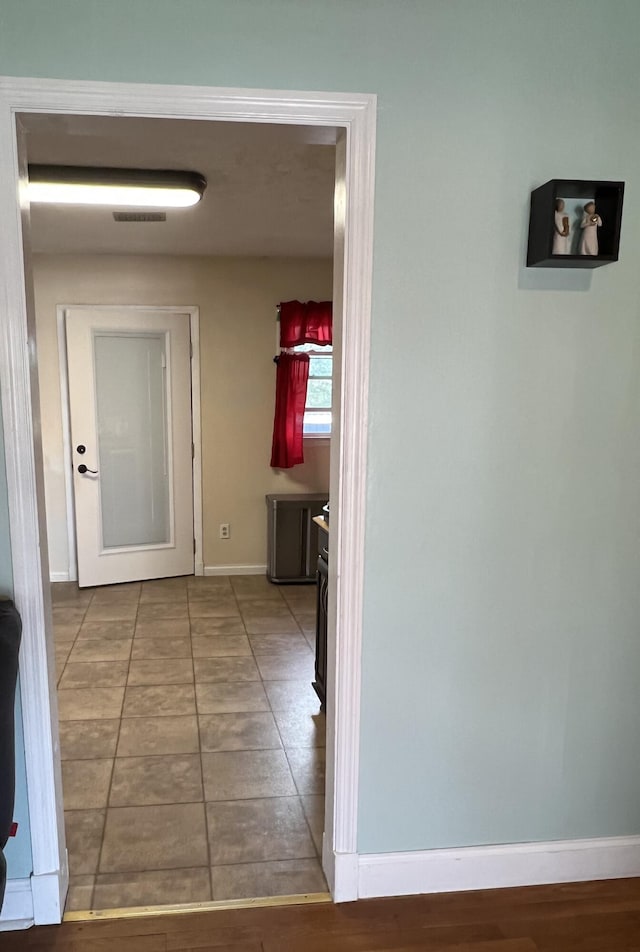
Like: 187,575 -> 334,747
93,332 -> 171,548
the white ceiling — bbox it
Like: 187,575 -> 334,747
22,114 -> 336,257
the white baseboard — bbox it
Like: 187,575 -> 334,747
49,571 -> 70,583
0,878 -> 34,931
357,835 -> 640,900
52,566 -> 266,581
204,564 -> 267,576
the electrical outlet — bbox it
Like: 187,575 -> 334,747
219,523 -> 230,540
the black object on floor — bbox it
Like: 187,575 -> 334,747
0,598 -> 22,912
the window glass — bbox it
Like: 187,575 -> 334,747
296,344 -> 332,437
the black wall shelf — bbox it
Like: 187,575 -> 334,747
527,179 -> 624,268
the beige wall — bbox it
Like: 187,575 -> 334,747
33,254 -> 332,577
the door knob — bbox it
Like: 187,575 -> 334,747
77,464 -> 98,475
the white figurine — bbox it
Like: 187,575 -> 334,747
579,202 -> 602,255
552,198 -> 570,254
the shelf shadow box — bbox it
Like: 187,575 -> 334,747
527,179 -> 624,268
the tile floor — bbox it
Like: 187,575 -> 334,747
52,575 -> 326,912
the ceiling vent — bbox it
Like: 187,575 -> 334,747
112,211 -> 167,222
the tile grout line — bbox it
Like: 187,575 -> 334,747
206,793 -> 319,871
207,579 -> 319,881
63,584 -> 99,912
189,579 -> 215,904
274,592 -> 324,864
89,578 -> 191,910
268,671 -> 322,868
239,582 -> 323,871
54,586 -> 92,690
238,584 -> 289,765
202,577 -> 291,884
49,582 -> 82,901
93,583 -> 141,910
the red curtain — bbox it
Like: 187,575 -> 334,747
279,300 -> 333,347
270,352 -> 310,468
270,300 -> 332,469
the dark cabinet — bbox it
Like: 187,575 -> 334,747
314,550 -> 328,710
313,520 -> 328,710
265,493 -> 328,583
0,599 -> 22,908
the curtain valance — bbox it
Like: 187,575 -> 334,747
279,300 -> 332,348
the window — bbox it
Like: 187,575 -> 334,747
295,342 -> 332,437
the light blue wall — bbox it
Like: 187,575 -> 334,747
2,0 -> 640,855
0,398 -> 32,880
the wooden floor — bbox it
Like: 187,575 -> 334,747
3,879 -> 640,951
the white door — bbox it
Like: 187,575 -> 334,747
65,308 -> 194,587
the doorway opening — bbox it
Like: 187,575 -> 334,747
33,114 -> 332,913
2,83 -> 372,922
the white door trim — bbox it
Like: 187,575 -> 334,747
54,304 -> 203,583
0,878 -> 33,932
0,75 -> 376,920
189,309 -> 204,578
55,306 -> 78,582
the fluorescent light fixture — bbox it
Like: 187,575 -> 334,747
27,165 -> 206,208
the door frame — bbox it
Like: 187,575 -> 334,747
0,76 -> 376,922
55,305 -> 203,583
